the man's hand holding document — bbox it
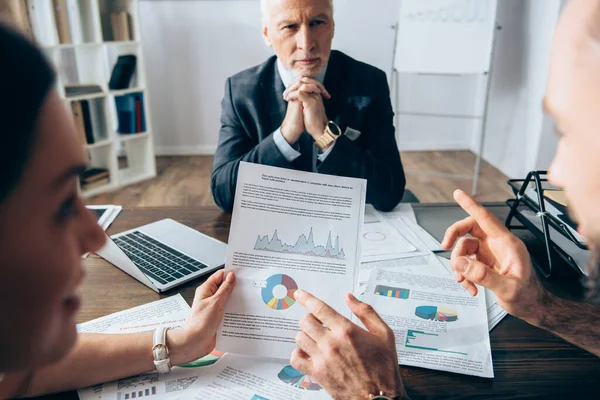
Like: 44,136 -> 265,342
217,162 -> 367,358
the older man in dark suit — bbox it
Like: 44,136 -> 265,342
211,0 -> 407,213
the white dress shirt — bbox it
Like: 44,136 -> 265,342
272,58 -> 335,166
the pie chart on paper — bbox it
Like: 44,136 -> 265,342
278,365 -> 323,391
261,274 -> 298,310
415,305 -> 459,322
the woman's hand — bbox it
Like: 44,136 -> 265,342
167,270 -> 235,365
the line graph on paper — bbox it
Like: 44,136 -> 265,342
254,228 -> 345,260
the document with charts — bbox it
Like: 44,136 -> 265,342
217,162 -> 366,359
364,266 -> 493,378
182,354 -> 330,400
76,295 -> 223,400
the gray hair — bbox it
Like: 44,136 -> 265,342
261,0 -> 334,23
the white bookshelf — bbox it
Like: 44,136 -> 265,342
29,0 -> 156,198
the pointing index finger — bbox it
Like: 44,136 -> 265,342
294,290 -> 346,330
453,189 -> 508,238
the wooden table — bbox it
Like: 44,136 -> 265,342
40,205 -> 600,400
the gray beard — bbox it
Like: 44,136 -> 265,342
585,239 -> 600,304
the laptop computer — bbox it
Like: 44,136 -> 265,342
95,219 -> 227,293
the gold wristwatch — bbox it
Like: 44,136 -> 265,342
314,121 -> 342,150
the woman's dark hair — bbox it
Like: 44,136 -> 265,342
0,24 -> 56,203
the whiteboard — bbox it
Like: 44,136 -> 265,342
394,0 -> 497,74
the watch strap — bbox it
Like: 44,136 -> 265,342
314,121 -> 341,150
152,327 -> 172,374
314,131 -> 335,150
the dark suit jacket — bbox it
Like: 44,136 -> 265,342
211,50 -> 406,213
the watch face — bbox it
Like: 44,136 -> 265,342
327,121 -> 342,137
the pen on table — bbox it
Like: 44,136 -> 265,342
432,249 -> 453,259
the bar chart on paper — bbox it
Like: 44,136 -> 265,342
375,285 -> 410,299
123,386 -> 157,399
405,330 -> 468,356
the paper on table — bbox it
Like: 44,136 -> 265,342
217,162 -> 366,359
181,354 -> 330,400
99,365 -> 213,400
77,295 -> 189,335
364,267 -> 494,378
77,295 -> 223,400
435,256 -> 508,331
400,217 -> 443,252
361,218 -> 416,262
485,289 -> 508,331
356,254 -> 448,297
375,205 -> 443,253
379,203 -> 417,223
364,204 -> 380,224
356,212 -> 445,296
360,210 -> 430,264
383,216 -> 432,257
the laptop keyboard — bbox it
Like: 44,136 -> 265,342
113,231 -> 208,285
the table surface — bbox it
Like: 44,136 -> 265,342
40,204 -> 600,400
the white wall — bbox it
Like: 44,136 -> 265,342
140,1 -> 270,155
477,0 -> 561,178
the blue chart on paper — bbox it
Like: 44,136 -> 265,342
261,274 -> 298,310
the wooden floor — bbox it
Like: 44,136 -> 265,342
86,151 -> 513,207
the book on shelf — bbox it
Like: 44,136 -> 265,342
70,100 -> 95,145
80,100 -> 94,144
81,167 -> 110,192
110,11 -> 132,41
109,12 -> 120,41
135,96 -> 143,132
65,0 -> 82,44
0,0 -> 33,38
115,92 -> 146,134
82,168 -> 110,183
52,0 -> 70,44
70,101 -> 87,146
81,176 -> 110,192
64,84 -> 103,97
108,54 -> 137,90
